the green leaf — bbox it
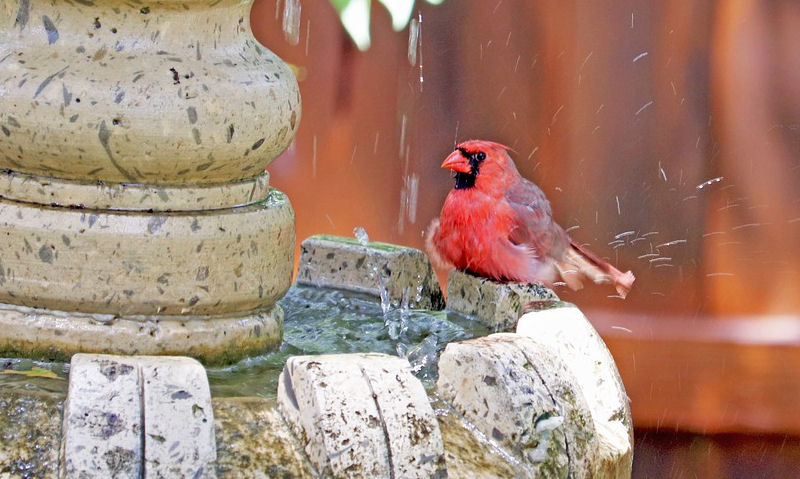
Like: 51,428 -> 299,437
329,0 -> 447,51
377,0 -> 414,31
330,0 -> 372,51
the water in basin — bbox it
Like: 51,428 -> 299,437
206,284 -> 490,398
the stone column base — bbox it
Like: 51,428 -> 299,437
0,302 -> 282,365
0,172 -> 294,364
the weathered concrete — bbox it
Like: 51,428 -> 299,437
0,186 -> 291,364
0,302 -> 635,478
490,333 -> 599,476
61,354 -> 217,478
517,305 -> 634,478
213,397 -> 317,478
277,353 -> 446,478
0,170 -> 272,212
437,334 -> 598,477
278,354 -> 391,477
0,0 -> 300,184
140,357 -> 217,479
296,235 -> 445,310
0,190 -> 294,317
0,0 -> 298,364
61,355 -> 142,478
435,410 -> 525,478
358,357 -> 447,478
0,302 -> 283,366
445,269 -> 559,330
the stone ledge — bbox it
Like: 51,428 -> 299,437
436,334 -> 598,477
140,356 -> 217,478
296,235 -> 445,310
277,353 -> 446,478
517,305 -> 634,478
61,354 -> 217,478
445,269 -> 558,330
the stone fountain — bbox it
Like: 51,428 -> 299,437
0,1 -> 633,477
0,0 -> 297,363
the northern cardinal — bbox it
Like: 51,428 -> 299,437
426,140 -> 635,298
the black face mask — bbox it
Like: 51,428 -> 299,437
453,150 -> 486,190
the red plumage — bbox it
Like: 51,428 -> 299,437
426,140 -> 635,298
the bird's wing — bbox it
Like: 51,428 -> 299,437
424,217 -> 453,271
504,178 -> 566,259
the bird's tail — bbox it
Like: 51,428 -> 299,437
555,240 -> 635,299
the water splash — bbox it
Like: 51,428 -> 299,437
402,334 -> 439,375
402,173 -> 420,225
527,415 -> 565,462
353,226 -> 370,245
655,239 -> 687,248
408,16 -> 420,66
635,100 -> 654,116
352,226 -> 393,315
614,230 -> 636,240
282,0 -> 302,46
311,134 -> 317,178
378,275 -> 392,316
696,176 -> 724,190
399,114 -> 407,158
415,13 -> 424,91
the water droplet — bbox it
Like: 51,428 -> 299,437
282,0 -> 301,45
696,176 -> 724,190
353,226 -> 369,245
407,17 -> 420,66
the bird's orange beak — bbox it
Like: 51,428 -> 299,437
441,150 -> 471,173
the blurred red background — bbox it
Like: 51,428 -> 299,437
252,1 -> 800,476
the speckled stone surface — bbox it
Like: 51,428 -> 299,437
213,397 -> 317,478
139,356 -> 217,478
278,354 -> 391,477
517,305 -> 634,478
277,353 -> 446,478
296,235 -> 445,310
435,411 -> 524,478
0,303 -> 283,365
0,0 -> 299,363
62,354 -> 218,478
0,0 -> 300,185
357,356 -> 447,478
0,389 -> 64,478
0,189 -> 294,317
489,333 -> 599,477
61,354 -> 143,478
437,333 -> 599,477
0,169 -> 272,212
445,269 -> 559,330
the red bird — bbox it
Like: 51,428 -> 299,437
426,140 -> 635,298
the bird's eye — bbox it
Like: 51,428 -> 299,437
476,152 -> 486,161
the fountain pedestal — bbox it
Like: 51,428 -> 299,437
0,0 -> 300,363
